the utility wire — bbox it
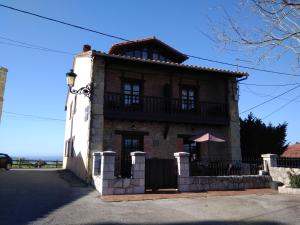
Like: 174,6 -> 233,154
240,84 -> 300,114
1,3 -> 300,77
0,36 -> 75,55
2,111 -> 65,122
240,82 -> 300,87
0,4 -> 129,42
262,94 -> 300,119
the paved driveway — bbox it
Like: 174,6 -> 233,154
0,169 -> 300,225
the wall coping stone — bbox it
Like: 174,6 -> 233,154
174,152 -> 190,157
261,154 -> 278,158
100,151 -> 116,156
93,151 -> 102,156
130,151 -> 146,156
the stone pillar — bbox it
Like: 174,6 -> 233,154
227,78 -> 242,161
92,152 -> 101,176
261,154 -> 278,172
174,152 -> 190,192
131,151 -> 146,194
100,151 -> 116,195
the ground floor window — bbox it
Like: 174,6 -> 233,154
121,135 -> 144,178
183,138 -> 199,161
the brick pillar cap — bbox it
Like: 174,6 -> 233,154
130,151 -> 146,156
174,152 -> 190,157
100,151 -> 116,156
261,154 -> 278,158
92,151 -> 102,156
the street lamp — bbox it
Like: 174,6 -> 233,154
66,69 -> 91,98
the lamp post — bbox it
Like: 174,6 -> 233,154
66,69 -> 91,98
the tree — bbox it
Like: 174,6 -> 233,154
214,0 -> 300,63
240,113 -> 288,157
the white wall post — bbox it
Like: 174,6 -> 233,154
261,154 -> 278,172
131,151 -> 146,194
174,152 -> 190,192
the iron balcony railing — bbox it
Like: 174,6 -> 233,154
104,92 -> 228,124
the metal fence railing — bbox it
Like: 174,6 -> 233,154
277,157 -> 300,168
190,157 -> 263,176
12,159 -> 63,169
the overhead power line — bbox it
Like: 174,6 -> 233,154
0,36 -> 75,55
240,84 -> 300,114
0,4 -> 129,42
1,3 -> 300,77
240,82 -> 300,87
2,111 -> 65,122
262,94 -> 300,119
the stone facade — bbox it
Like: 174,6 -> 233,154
64,40 -> 246,186
0,67 -> 8,122
104,120 -> 230,160
175,152 -> 271,192
92,151 -> 145,195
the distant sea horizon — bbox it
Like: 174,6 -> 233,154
11,155 -> 63,161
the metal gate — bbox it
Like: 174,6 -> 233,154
145,158 -> 177,191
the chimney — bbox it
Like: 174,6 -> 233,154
83,44 -> 91,52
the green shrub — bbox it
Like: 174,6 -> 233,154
288,171 -> 300,188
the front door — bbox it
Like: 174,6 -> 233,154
121,135 -> 143,178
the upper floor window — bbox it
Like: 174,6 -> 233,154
181,87 -> 196,111
123,81 -> 141,106
142,49 -> 148,59
152,51 -> 159,60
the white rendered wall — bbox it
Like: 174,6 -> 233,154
63,55 -> 93,181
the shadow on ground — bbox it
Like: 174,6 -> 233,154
0,169 -> 91,225
89,222 -> 284,225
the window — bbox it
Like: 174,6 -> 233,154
181,87 -> 196,111
121,135 -> 143,178
134,50 -> 141,58
183,139 -> 198,161
125,51 -> 134,57
123,81 -> 141,106
142,49 -> 148,59
152,51 -> 159,60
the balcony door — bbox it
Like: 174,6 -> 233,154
180,86 -> 197,111
123,81 -> 142,110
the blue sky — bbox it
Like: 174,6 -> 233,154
0,0 -> 299,159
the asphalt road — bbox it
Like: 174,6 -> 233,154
0,169 -> 300,225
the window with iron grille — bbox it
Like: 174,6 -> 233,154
183,138 -> 199,161
121,135 -> 144,178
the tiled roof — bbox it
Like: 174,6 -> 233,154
282,143 -> 300,158
91,50 -> 248,77
108,36 -> 188,63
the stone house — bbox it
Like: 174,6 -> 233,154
63,37 -> 248,183
0,67 -> 8,123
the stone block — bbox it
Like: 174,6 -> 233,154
113,179 -> 123,188
102,171 -> 115,179
102,187 -> 114,195
114,188 -> 125,195
123,179 -> 131,188
132,171 -> 145,179
178,184 -> 189,192
133,186 -> 144,194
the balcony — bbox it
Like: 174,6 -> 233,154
104,92 -> 228,125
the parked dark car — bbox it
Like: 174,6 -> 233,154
0,153 -> 12,170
